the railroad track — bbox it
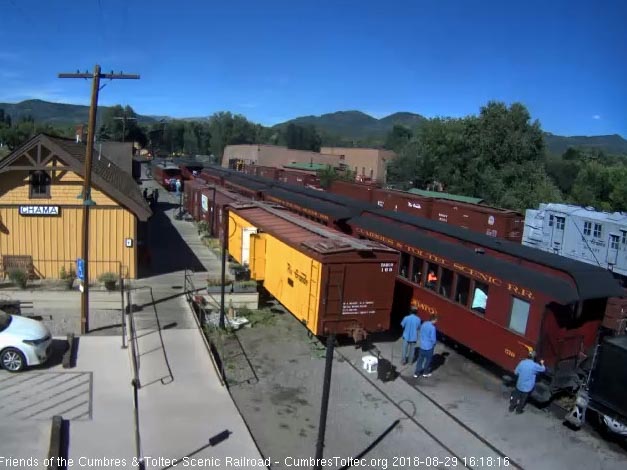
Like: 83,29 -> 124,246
333,346 -> 524,470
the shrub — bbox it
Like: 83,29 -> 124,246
197,221 -> 209,235
60,266 -> 76,289
207,277 -> 232,287
98,272 -> 118,283
8,268 -> 28,289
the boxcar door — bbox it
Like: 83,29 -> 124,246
324,265 -> 345,316
241,227 -> 258,266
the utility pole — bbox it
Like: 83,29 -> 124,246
114,114 -> 137,142
313,334 -> 336,470
59,65 -> 140,334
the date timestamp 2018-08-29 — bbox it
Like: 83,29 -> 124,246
391,456 -> 511,467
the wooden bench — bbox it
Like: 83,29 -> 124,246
2,255 -> 34,279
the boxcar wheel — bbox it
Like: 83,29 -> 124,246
1,348 -> 26,372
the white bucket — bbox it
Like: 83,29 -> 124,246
362,356 -> 378,374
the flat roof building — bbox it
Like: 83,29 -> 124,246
320,147 -> 396,184
222,144 -> 340,170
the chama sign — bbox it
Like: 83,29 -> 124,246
19,205 -> 60,216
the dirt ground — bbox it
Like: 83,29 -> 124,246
206,296 -> 627,470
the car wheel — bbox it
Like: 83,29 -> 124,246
1,348 -> 26,372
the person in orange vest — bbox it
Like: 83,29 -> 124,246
427,270 -> 438,288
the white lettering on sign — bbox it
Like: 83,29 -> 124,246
377,200 -> 384,207
19,205 -> 60,216
342,300 -> 375,315
407,201 -> 422,209
380,262 -> 394,273
488,215 -> 495,226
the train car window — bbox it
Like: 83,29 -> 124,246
440,268 -> 454,298
399,252 -> 410,278
548,215 -> 554,227
455,275 -> 470,306
593,223 -> 602,238
411,257 -> 424,285
471,282 -> 489,314
425,262 -> 439,291
622,231 -> 627,245
583,221 -> 591,236
555,216 -> 565,230
509,297 -> 530,334
610,234 -> 619,250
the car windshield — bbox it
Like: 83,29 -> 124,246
0,311 -> 12,332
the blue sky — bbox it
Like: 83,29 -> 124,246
1,0 -> 625,136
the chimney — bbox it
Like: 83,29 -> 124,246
75,124 -> 86,143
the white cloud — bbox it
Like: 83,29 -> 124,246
592,114 -> 601,120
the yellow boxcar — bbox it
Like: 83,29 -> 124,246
227,204 -> 399,337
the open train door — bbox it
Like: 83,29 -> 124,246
390,281 -> 414,333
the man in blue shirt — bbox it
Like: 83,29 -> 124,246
509,350 -> 546,414
400,307 -> 421,365
414,314 -> 438,378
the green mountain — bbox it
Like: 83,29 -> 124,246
543,132 -> 627,156
275,110 -> 427,139
0,99 -> 157,126
2,100 -> 625,156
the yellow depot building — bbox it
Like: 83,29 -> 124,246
0,134 -> 152,281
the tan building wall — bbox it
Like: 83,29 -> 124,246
222,145 -> 340,169
321,147 -> 396,183
0,169 -> 137,281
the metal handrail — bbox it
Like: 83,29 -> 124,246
125,285 -> 174,387
184,268 -> 225,386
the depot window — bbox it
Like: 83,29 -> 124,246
411,256 -> 424,285
425,262 -> 439,291
583,221 -> 591,236
593,223 -> 602,238
622,231 -> 627,245
471,281 -> 489,315
610,234 -> 619,250
399,252 -> 410,278
455,274 -> 470,306
29,171 -> 51,198
509,297 -> 530,334
440,268 -> 454,299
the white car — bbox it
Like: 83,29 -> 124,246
0,311 -> 52,372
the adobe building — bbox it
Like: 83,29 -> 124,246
320,147 -> 396,184
0,134 -> 151,281
222,144 -> 341,169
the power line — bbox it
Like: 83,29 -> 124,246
58,64 -> 140,335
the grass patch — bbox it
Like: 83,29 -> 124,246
201,236 -> 222,250
237,307 -> 276,327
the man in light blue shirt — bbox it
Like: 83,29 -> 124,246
414,314 -> 438,378
400,307 -> 421,365
509,350 -> 546,414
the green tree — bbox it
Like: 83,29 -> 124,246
570,161 -> 613,210
608,166 -> 627,212
384,124 -> 412,152
284,123 -> 321,152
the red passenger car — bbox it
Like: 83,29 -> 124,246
349,212 -> 624,400
152,163 -> 181,191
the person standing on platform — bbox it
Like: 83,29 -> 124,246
400,306 -> 421,365
509,351 -> 546,414
414,314 -> 438,378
